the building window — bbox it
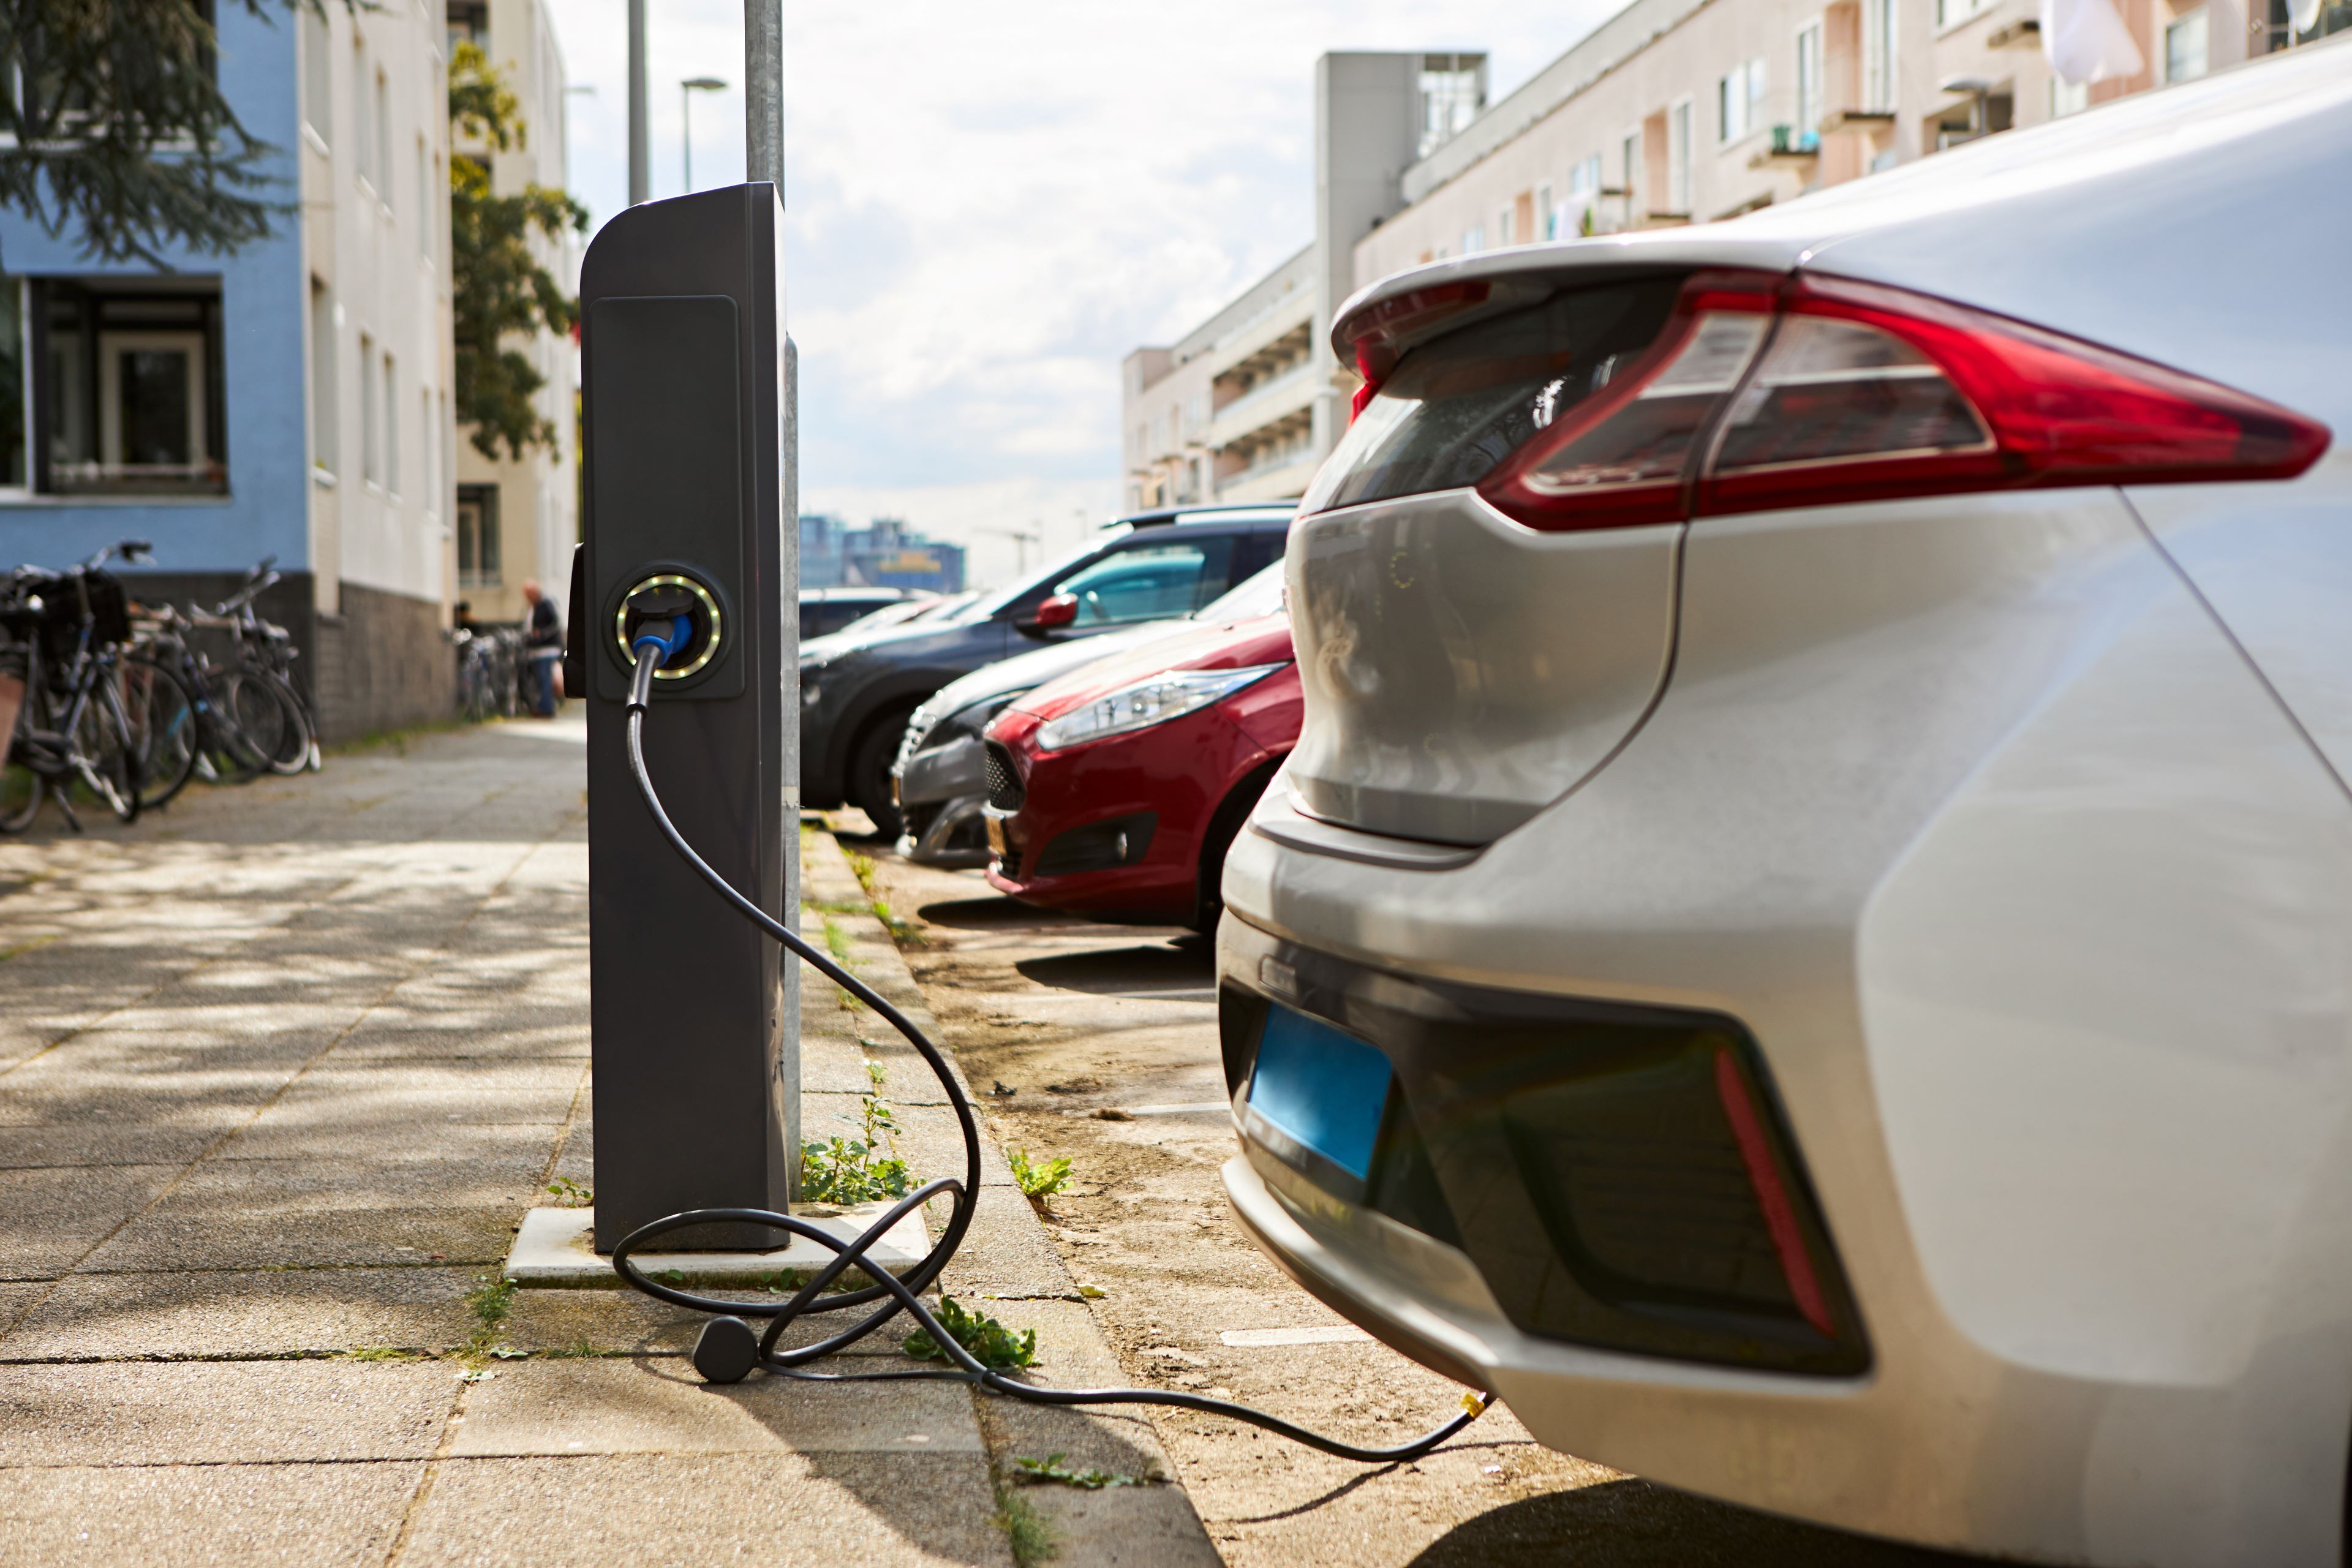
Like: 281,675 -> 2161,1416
1417,55 -> 1484,158
2050,76 -> 2092,116
358,331 -> 378,486
457,483 -> 500,588
1668,101 -> 1694,213
447,0 -> 487,53
374,69 -> 393,211
1461,222 -> 1485,255
1537,182 -> 1556,239
2165,6 -> 2211,78
1620,131 -> 1640,214
382,352 -> 398,497
420,388 -> 436,514
351,43 -> 374,191
0,282 -> 26,492
1495,205 -> 1513,246
301,2 -> 332,149
24,281 -> 228,498
1866,0 -> 1899,110
1718,58 -> 1767,141
417,139 -> 434,258
1796,23 -> 1824,135
309,279 -> 336,479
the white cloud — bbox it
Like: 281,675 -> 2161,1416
548,1 -> 1616,584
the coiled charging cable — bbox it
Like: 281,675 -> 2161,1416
614,631 -> 1492,1463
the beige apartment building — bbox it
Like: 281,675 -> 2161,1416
1125,54 -> 1488,511
1128,2 -> 2269,511
447,0 -> 579,624
1358,0 -> 2255,289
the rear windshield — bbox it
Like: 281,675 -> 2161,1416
1300,277 -> 1683,514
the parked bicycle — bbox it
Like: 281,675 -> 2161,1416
124,601 -> 288,809
209,558 -> 319,774
0,540 -> 187,832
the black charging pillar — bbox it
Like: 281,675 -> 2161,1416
580,184 -> 796,1252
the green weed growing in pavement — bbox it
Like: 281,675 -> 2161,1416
1011,1453 -> 1165,1490
1007,1147 -> 1074,1212
544,1176 -> 592,1207
869,897 -> 925,947
904,1295 -> 1038,1371
799,1060 -> 916,1204
993,1482 -> 1058,1566
462,1275 -> 516,1360
342,1346 -> 423,1362
845,849 -> 878,895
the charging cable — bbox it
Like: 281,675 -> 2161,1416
617,639 -> 1493,1463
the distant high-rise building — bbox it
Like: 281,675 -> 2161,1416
799,514 -> 966,595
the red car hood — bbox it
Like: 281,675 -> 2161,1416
1009,612 -> 1295,723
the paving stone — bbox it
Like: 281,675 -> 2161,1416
0,1359 -> 456,1464
0,1165 -> 179,1282
398,1452 -> 1009,1568
450,1358 -> 981,1456
0,1120 -> 235,1170
0,1285 -> 47,1338
77,1203 -> 522,1274
0,1458 -> 421,1567
221,1112 -> 563,1164
0,1267 -> 481,1360
933,1185 -> 1083,1300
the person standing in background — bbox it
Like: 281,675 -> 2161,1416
520,579 -> 563,717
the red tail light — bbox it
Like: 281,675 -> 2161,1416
1475,271 -> 2329,532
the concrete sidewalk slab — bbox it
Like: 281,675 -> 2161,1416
0,1360 -> 457,1464
0,1460 -> 423,1567
449,1359 -> 982,1456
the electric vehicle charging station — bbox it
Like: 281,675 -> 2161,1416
575,182 -> 798,1253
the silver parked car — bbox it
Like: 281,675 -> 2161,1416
1219,45 -> 2352,1567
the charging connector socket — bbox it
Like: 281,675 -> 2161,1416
617,573 -> 723,679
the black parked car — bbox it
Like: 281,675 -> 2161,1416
801,504 -> 1294,834
800,587 -> 927,640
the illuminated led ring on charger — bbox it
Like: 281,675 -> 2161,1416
614,574 -> 723,680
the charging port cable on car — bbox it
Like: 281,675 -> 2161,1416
617,634 -> 1496,1463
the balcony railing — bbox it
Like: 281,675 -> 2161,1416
1212,360 -> 1317,432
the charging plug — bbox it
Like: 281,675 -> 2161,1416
616,573 -> 724,680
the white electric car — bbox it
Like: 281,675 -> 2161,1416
1218,43 -> 2352,1567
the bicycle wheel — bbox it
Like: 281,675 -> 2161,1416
258,671 -> 315,775
123,659 -> 200,810
0,670 -> 47,832
72,683 -> 138,823
223,668 -> 309,775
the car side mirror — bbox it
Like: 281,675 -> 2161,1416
1018,593 -> 1078,638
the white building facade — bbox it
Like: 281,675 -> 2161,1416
447,0 -> 578,626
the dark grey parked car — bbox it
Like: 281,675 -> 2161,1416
800,504 -> 1294,834
891,559 -> 1290,865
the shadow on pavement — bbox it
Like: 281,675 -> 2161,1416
915,895 -> 1083,932
1014,942 -> 1213,996
1406,1480 -> 1990,1567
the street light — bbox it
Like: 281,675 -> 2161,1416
680,76 -> 728,193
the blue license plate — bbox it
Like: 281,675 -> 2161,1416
1245,1005 -> 1392,1183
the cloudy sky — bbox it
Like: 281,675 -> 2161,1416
547,2 -> 1617,587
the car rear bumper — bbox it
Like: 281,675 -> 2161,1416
1218,487 -> 2352,1566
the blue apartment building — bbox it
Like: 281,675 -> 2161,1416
0,2 -> 457,737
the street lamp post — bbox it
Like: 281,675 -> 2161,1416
681,77 -> 728,194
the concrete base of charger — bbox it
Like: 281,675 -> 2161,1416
504,1204 -> 932,1289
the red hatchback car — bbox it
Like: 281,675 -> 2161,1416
982,612 -> 1297,930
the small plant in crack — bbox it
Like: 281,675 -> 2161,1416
1012,1453 -> 1166,1490
544,1176 -> 592,1207
993,1482 -> 1058,1566
462,1275 -> 516,1360
1007,1147 -> 1074,1213
904,1295 -> 1037,1370
801,1060 -> 916,1203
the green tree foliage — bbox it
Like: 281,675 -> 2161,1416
0,0 -> 296,265
450,40 -> 586,461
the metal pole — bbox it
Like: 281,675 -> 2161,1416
745,0 -> 783,193
627,0 -> 648,205
746,0 -> 796,1200
682,83 -> 692,192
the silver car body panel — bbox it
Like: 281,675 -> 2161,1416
1227,42 -> 2352,1567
